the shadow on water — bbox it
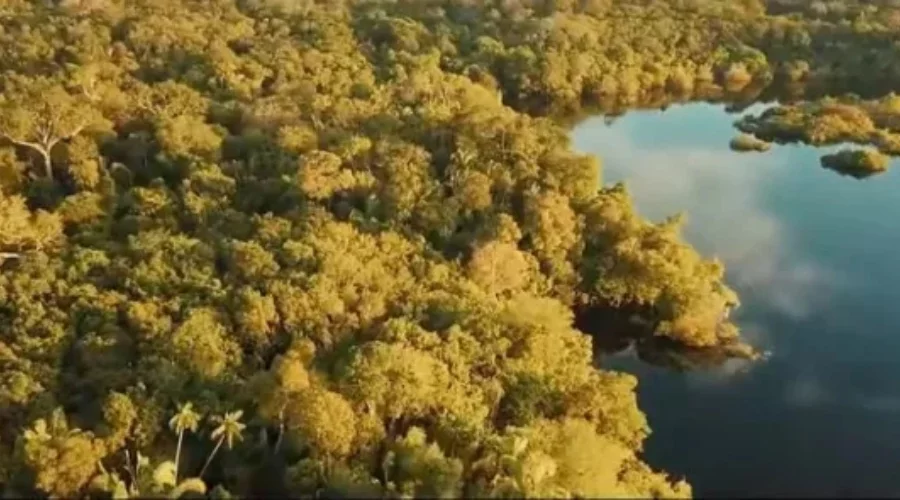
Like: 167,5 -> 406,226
558,77 -> 828,129
574,305 -> 759,373
560,74 -> 900,131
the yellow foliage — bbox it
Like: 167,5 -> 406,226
0,191 -> 63,253
286,387 -> 357,458
168,308 -> 240,379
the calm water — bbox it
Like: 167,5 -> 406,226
573,103 -> 900,498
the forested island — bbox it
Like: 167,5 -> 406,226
820,148 -> 890,177
0,0 -> 898,497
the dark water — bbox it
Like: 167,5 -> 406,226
572,103 -> 900,498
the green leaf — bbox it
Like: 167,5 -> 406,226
512,436 -> 529,457
169,478 -> 207,499
112,479 -> 131,500
153,460 -> 178,490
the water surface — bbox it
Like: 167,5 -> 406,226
573,103 -> 900,498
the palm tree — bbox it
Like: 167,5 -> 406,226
168,402 -> 201,483
199,410 -> 246,479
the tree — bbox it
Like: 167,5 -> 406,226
166,309 -> 241,379
0,191 -> 62,260
0,75 -> 107,180
383,427 -> 463,498
200,411 -> 246,479
101,392 -> 138,451
297,150 -> 364,201
168,402 -> 201,483
20,410 -> 108,497
467,241 -> 537,296
91,451 -> 211,499
284,387 -> 357,458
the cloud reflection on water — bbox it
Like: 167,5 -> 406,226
783,371 -> 900,414
573,114 -> 837,327
571,104 -> 900,498
573,108 -> 846,391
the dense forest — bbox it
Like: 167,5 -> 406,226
0,0 -> 897,497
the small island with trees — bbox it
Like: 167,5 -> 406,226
735,95 -> 900,156
820,148 -> 891,178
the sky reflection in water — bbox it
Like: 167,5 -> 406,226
572,104 -> 900,497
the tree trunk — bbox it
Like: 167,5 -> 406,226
274,420 -> 284,454
40,149 -> 52,180
199,437 -> 224,479
0,136 -> 55,180
174,430 -> 184,483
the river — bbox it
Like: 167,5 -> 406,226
573,103 -> 900,498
